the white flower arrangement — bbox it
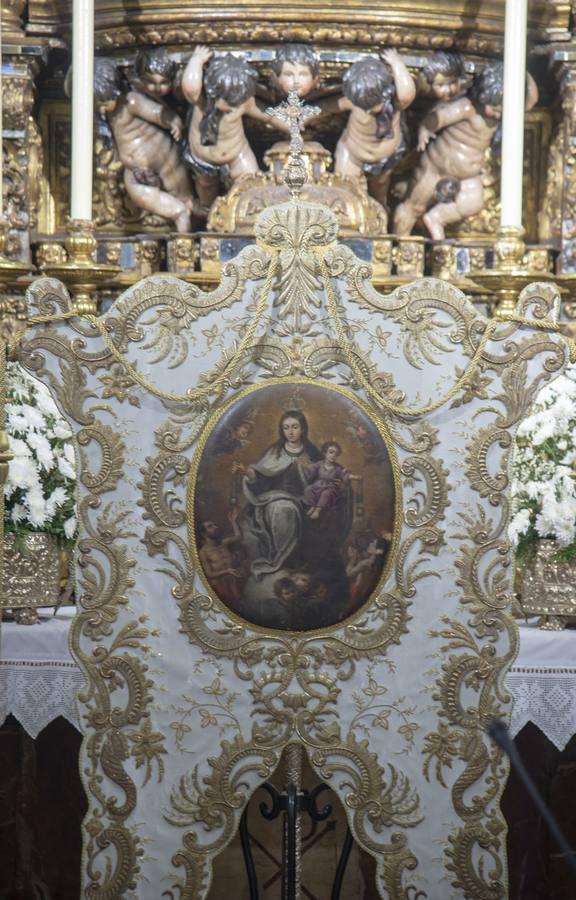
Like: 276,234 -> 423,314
3,362 -> 76,546
509,362 -> 576,560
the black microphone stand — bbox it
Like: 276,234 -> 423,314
488,719 -> 576,876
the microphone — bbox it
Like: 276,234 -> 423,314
488,719 -> 576,875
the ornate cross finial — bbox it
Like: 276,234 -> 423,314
266,90 -> 320,199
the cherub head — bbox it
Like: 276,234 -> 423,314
291,571 -> 312,595
320,441 -> 342,463
272,44 -> 320,98
204,54 -> 259,111
367,536 -> 387,557
134,47 -> 177,98
200,54 -> 259,145
346,541 -> 360,564
342,56 -> 396,139
234,421 -> 253,441
420,51 -> 465,101
314,581 -> 329,601
469,62 -> 504,119
94,57 -> 124,115
274,576 -> 298,603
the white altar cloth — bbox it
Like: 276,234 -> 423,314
1,613 -> 576,749
507,620 -> 576,750
0,607 -> 83,738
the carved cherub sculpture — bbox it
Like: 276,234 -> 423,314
416,51 -> 467,152
181,48 -> 276,209
331,51 -> 416,215
393,62 -> 538,240
93,53 -> 195,232
271,43 -> 320,99
418,52 -> 466,104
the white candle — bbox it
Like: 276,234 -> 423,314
0,0 -> 3,210
500,0 -> 528,230
70,0 -> 94,220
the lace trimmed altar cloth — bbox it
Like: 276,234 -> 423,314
0,607 -> 82,737
508,620 -> 576,750
2,613 -> 575,751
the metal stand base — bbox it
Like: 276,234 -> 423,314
240,781 -> 353,900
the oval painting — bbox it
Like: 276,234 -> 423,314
192,383 -> 396,632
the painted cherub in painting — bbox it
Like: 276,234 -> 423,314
93,54 -> 195,232
214,407 -> 258,456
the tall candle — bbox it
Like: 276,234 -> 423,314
70,0 -> 94,220
0,0 -> 3,210
500,0 -> 528,230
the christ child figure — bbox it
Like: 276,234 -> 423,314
393,63 -> 538,239
331,51 -> 416,215
93,53 -> 195,233
303,441 -> 360,520
181,47 -> 275,209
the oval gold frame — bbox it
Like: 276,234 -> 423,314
187,377 -> 402,636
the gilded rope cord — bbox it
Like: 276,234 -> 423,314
317,251 -> 570,417
21,251 -> 574,412
28,255 -> 279,405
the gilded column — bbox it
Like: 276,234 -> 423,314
557,64 -> 576,272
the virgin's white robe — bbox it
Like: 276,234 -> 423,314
241,445 -> 313,579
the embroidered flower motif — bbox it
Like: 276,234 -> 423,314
127,718 -> 167,785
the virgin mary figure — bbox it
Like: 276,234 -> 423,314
238,409 -> 321,579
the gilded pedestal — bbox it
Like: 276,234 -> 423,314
2,533 -> 62,624
521,539 -> 576,630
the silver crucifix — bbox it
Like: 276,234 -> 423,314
266,91 -> 321,197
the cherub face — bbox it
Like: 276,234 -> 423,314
277,61 -> 317,98
292,573 -> 311,592
140,72 -> 172,98
280,587 -> 297,602
235,423 -> 251,439
430,73 -> 461,101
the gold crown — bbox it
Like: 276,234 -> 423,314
281,387 -> 307,411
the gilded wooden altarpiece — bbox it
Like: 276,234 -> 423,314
17,194 -> 568,898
